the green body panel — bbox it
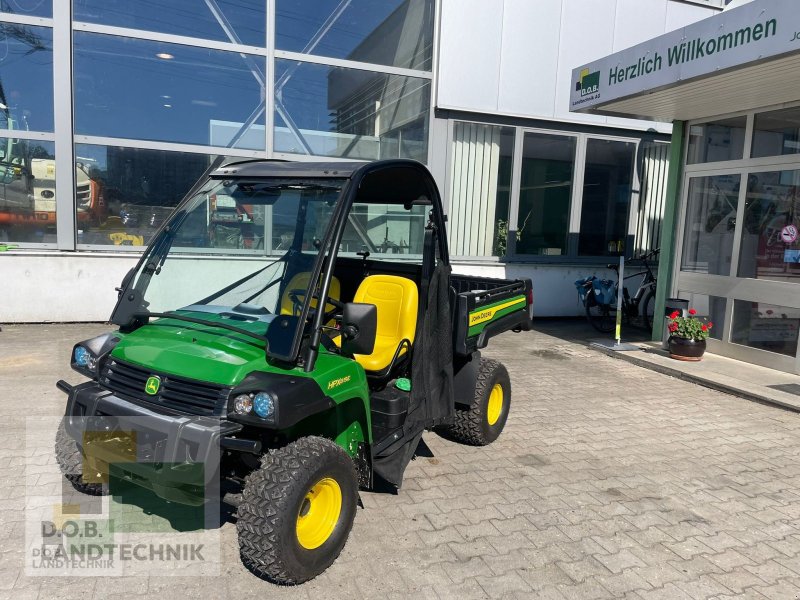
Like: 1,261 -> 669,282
111,312 -> 270,386
466,295 -> 526,337
108,312 -> 372,453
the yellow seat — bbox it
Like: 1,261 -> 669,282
353,275 -> 418,373
280,272 -> 341,318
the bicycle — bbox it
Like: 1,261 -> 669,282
575,249 -> 659,334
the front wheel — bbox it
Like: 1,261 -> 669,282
440,358 -> 510,446
585,293 -> 616,334
236,436 -> 359,585
55,420 -> 107,496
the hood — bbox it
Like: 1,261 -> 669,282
110,311 -> 283,386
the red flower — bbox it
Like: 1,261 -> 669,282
689,308 -> 697,315
701,324 -> 708,331
670,311 -> 680,319
668,322 -> 678,332
708,322 -> 714,328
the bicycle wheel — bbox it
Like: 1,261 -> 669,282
585,292 -> 616,333
641,289 -> 656,332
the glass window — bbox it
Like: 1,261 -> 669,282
578,138 -> 636,256
686,116 -> 747,164
73,33 -> 265,150
274,59 -> 430,162
737,169 -> 800,284
0,24 -> 53,133
677,291 -> 725,341
515,132 -> 576,256
448,122 -> 514,257
73,1 -> 265,47
276,0 -> 433,71
681,174 -> 741,275
0,0 -> 51,18
752,106 -> 800,159
0,139 -> 56,244
731,300 -> 799,357
340,202 -> 426,258
74,144 -> 220,247
135,178 -> 345,317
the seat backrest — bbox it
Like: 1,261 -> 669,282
280,272 -> 341,316
353,275 -> 418,372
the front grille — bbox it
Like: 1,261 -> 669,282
100,359 -> 230,416
76,184 -> 91,206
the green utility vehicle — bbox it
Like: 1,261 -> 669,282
56,159 -> 533,583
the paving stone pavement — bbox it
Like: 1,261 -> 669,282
3,323 -> 800,599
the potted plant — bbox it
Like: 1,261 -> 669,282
667,308 -> 713,361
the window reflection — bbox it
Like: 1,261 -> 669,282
686,116 -> 746,164
515,133 -> 575,256
73,0 -> 265,47
276,0 -> 434,70
0,0 -> 51,18
0,23 -> 53,133
738,169 -> 800,283
752,106 -> 800,159
681,174 -> 741,275
274,60 -> 429,161
578,138 -> 635,256
74,33 -> 266,149
0,139 -> 56,244
75,144 -> 217,247
731,300 -> 799,357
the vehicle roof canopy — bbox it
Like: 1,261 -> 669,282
212,160 -> 368,180
213,159 -> 435,207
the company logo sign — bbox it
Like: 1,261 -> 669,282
575,68 -> 600,96
144,376 -> 161,396
327,375 -> 351,391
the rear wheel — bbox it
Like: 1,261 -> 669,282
236,436 -> 358,585
441,358 -> 510,446
585,292 -> 616,334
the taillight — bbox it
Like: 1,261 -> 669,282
527,288 -> 534,306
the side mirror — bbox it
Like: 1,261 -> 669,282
265,315 -> 299,360
341,302 -> 377,356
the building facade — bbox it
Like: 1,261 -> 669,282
572,0 -> 800,374
0,0 -> 722,321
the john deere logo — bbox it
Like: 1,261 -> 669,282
145,376 -> 161,395
576,68 -> 600,96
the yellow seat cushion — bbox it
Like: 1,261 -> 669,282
353,275 -> 418,373
280,272 -> 341,319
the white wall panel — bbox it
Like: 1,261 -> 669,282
496,0 -> 562,118
437,0 -> 504,112
665,0 -> 714,30
553,0 -> 618,124
612,0 -> 667,51
2,254 -> 137,322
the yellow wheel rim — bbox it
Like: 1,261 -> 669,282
296,477 -> 342,550
487,383 -> 504,426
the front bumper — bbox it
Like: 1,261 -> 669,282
59,380 -> 242,506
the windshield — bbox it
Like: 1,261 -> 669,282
121,176 -> 344,356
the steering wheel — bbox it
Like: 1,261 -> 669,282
287,289 -> 344,323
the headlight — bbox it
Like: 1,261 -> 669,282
233,394 -> 253,415
253,392 -> 275,419
73,345 -> 97,373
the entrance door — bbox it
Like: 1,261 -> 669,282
675,109 -> 800,374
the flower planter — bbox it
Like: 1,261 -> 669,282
668,336 -> 706,361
